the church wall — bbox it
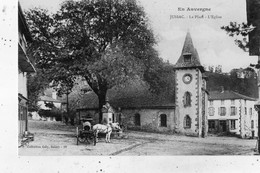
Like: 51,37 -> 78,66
77,108 -> 176,133
121,108 -> 175,132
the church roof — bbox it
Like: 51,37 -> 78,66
209,90 -> 257,101
77,81 -> 175,110
174,32 -> 205,72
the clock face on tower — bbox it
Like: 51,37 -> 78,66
183,74 -> 192,84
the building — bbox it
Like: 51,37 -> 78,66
18,3 -> 36,140
29,88 -> 66,121
208,89 -> 258,138
77,32 -> 208,137
38,88 -> 65,111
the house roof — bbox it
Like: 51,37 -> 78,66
39,95 -> 66,103
209,90 -> 257,101
174,32 -> 205,72
77,81 -> 175,110
18,2 -> 32,42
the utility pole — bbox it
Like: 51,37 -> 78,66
257,56 -> 260,154
246,0 -> 260,154
66,90 -> 69,125
252,56 -> 260,154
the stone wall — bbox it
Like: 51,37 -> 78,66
175,69 -> 202,136
120,108 -> 175,133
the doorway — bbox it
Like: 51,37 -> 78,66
219,120 -> 227,132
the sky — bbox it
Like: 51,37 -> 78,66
19,0 -> 259,72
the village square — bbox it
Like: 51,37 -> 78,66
15,0 -> 260,156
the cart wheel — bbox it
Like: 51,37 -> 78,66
77,134 -> 86,143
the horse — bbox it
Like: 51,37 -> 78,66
92,123 -> 113,143
110,122 -> 121,132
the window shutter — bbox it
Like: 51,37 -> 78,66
218,107 -> 220,115
235,107 -> 237,115
229,107 -> 231,116
224,107 -> 226,115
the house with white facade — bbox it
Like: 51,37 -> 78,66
32,88 -> 66,121
18,2 -> 36,140
38,89 -> 65,110
208,89 -> 258,138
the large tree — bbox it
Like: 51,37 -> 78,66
27,68 -> 49,112
25,0 -> 163,123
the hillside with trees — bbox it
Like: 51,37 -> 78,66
206,67 -> 258,98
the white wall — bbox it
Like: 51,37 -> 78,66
208,98 -> 258,137
18,70 -> 27,98
38,101 -> 62,110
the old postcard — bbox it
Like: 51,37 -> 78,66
1,0 -> 260,172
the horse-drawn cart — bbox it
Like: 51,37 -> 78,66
76,121 -> 96,146
76,118 -> 123,145
76,127 -> 96,146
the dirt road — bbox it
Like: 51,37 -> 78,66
19,120 -> 258,155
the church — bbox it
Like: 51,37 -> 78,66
76,32 -> 209,137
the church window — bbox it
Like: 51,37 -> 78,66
183,54 -> 191,63
184,115 -> 191,128
134,113 -> 141,126
184,92 -> 191,107
160,114 -> 167,127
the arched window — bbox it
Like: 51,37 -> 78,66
160,114 -> 167,127
134,113 -> 141,126
184,115 -> 191,128
184,92 -> 191,107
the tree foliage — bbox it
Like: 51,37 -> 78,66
27,68 -> 49,111
221,22 -> 255,52
25,0 -> 163,122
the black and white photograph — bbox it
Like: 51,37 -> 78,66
1,0 -> 260,172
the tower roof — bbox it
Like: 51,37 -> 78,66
174,32 -> 205,72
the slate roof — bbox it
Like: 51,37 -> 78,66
174,32 -> 205,72
209,90 -> 257,101
77,81 -> 175,110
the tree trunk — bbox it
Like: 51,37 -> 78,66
84,74 -> 108,124
98,92 -> 107,123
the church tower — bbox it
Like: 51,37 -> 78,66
174,32 -> 208,137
